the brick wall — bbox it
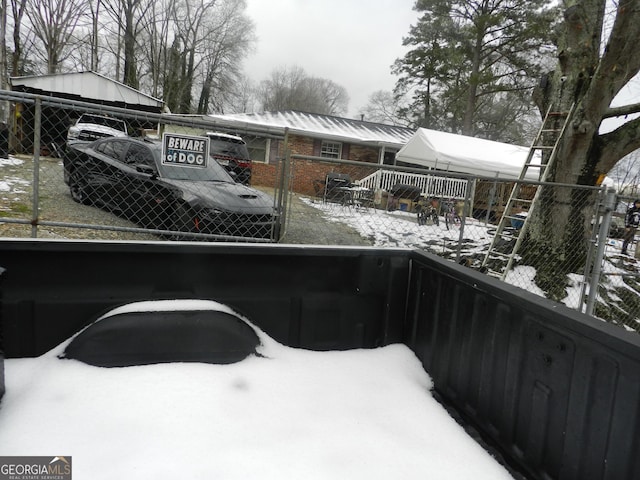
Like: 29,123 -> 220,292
289,134 -> 315,156
252,162 -> 278,188
251,134 -> 382,197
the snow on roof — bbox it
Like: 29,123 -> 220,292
396,128 -> 540,180
9,71 -> 164,108
212,111 -> 415,147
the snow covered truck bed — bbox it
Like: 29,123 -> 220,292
0,240 -> 639,480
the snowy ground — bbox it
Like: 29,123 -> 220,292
0,157 -> 29,211
300,197 -> 640,332
0,300 -> 515,480
300,197 -> 493,255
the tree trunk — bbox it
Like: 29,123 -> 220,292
122,2 -> 138,88
525,0 -> 640,300
197,71 -> 212,114
462,28 -> 485,136
91,0 -> 100,71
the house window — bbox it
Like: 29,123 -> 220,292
246,137 -> 270,164
321,141 -> 342,159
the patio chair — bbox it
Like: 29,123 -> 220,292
355,188 -> 376,210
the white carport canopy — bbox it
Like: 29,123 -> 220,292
396,128 -> 539,181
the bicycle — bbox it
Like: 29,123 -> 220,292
416,196 -> 439,226
442,199 -> 461,230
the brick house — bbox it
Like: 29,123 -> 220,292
209,111 -> 415,196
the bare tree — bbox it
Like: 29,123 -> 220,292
97,0 -> 125,80
7,0 -> 255,115
25,0 -> 87,74
358,90 -> 410,126
305,77 -> 349,117
100,0 -> 153,88
9,0 -> 28,76
65,0 -> 105,72
606,150 -> 640,196
88,0 -> 101,71
137,0 -> 254,113
223,76 -> 258,114
258,65 -> 349,116
122,0 -> 150,88
171,0 -> 218,111
258,65 -> 307,112
138,0 -> 172,98
195,0 -> 255,113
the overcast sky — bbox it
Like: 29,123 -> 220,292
243,0 -> 420,118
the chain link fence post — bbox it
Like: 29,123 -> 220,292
274,128 -> 291,242
455,178 -> 474,263
586,187 -> 616,316
578,188 -> 604,313
31,97 -> 42,238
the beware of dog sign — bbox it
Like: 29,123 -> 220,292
162,133 -> 210,168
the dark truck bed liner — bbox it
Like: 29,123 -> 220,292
1,240 -> 639,480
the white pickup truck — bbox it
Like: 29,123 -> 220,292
66,113 -> 128,147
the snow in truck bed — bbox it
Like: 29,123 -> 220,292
0,300 -> 514,480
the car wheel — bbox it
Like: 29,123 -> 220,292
69,170 -> 91,205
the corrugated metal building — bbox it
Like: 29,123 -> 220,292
8,71 -> 164,154
10,71 -> 164,110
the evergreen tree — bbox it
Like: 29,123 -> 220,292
393,0 -> 558,143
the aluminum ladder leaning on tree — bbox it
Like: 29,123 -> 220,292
481,103 -> 576,279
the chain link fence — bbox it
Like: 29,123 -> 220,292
591,193 -> 640,332
0,91 -> 283,242
0,90 -> 638,334
277,153 -> 640,334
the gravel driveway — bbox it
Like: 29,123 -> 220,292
0,155 -> 371,245
0,155 -> 157,240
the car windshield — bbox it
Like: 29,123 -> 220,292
209,138 -> 250,159
78,114 -> 126,132
151,145 -> 235,182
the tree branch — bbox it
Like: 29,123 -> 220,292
604,102 -> 640,119
585,0 -> 640,116
597,116 -> 640,173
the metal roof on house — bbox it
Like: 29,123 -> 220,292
9,71 -> 164,108
212,111 -> 415,147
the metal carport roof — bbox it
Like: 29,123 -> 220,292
9,71 -> 164,110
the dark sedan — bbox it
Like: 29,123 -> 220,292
63,137 -> 277,239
